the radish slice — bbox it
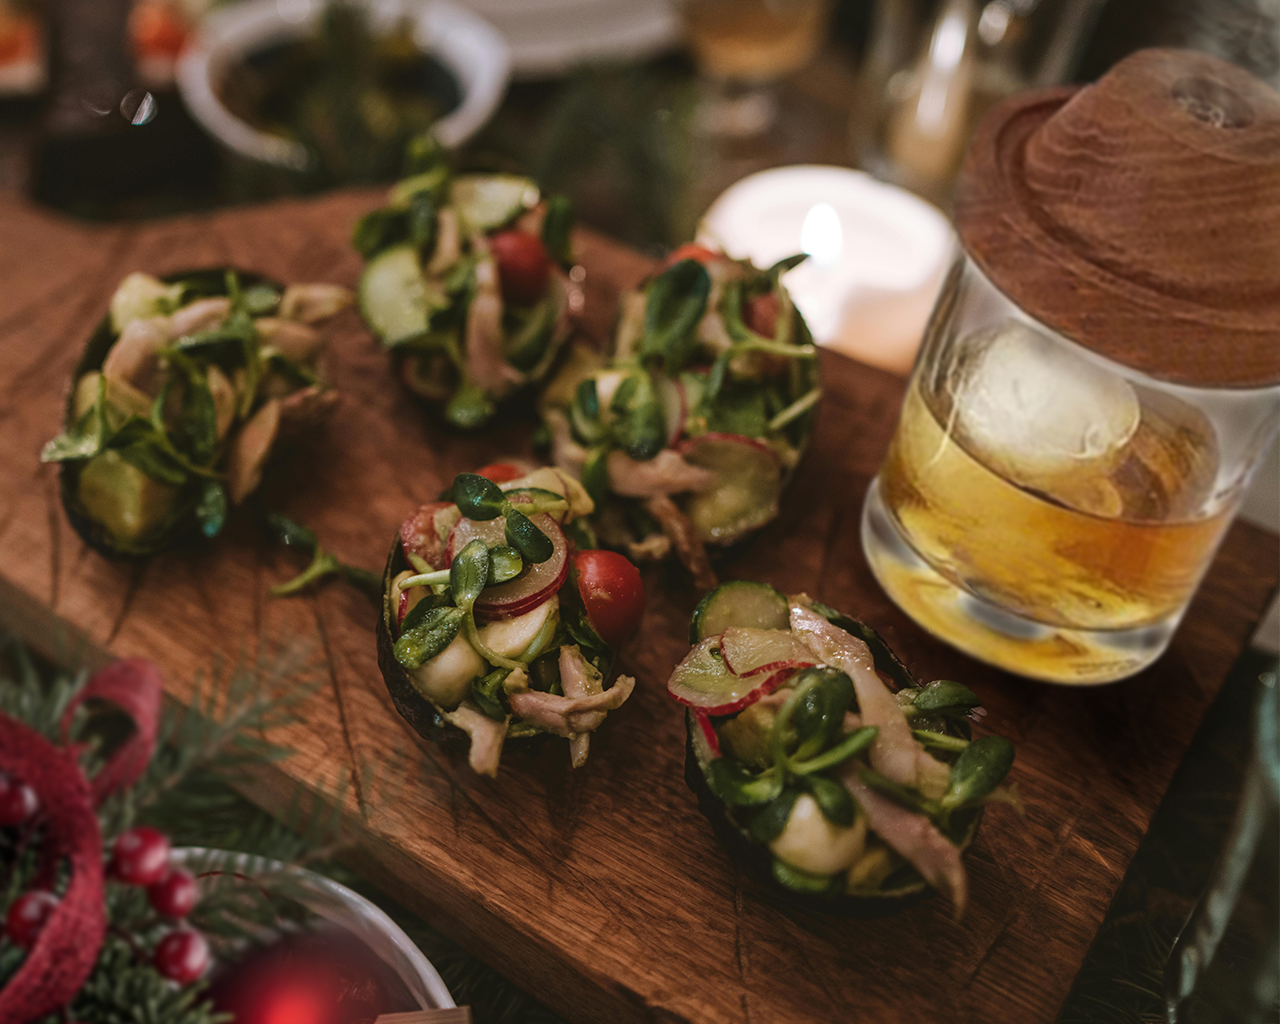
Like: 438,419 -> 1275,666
656,374 -> 686,446
449,511 -> 570,621
667,637 -> 792,714
720,627 -> 816,677
675,432 -> 783,544
693,708 -> 722,757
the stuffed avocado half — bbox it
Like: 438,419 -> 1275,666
669,581 -> 1017,914
540,245 -> 820,588
354,138 -> 576,431
377,463 -> 646,777
41,268 -> 350,557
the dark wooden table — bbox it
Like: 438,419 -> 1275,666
0,189 -> 1275,1024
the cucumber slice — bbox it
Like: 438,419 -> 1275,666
359,245 -> 446,346
388,166 -> 450,208
450,174 -> 538,235
678,433 -> 783,544
691,580 -> 790,643
667,637 -> 789,714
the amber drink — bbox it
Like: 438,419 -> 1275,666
863,257 -> 1280,684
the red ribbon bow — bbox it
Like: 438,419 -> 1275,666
0,658 -> 163,1024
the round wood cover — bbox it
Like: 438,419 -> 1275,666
953,48 -> 1280,389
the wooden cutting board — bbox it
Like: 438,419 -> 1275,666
0,190 -> 1274,1024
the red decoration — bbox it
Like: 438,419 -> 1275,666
0,774 -> 39,827
111,827 -> 172,887
0,658 -> 163,1024
154,929 -> 210,984
4,892 -> 59,949
148,868 -> 198,919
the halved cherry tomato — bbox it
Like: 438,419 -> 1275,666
744,292 -> 780,339
662,243 -> 720,269
489,230 -> 551,307
572,550 -> 645,646
472,462 -> 524,484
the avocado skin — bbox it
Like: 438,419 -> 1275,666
58,268 -> 278,560
375,535 -> 547,756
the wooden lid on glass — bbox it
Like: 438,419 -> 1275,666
954,48 -> 1280,389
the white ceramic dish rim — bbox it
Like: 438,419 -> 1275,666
176,0 -> 511,170
173,847 -> 456,1011
460,0 -> 679,78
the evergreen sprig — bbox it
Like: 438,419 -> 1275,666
0,634 -> 348,1024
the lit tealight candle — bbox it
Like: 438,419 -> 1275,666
699,165 -> 955,375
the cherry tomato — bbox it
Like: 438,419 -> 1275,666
400,501 -> 454,571
489,230 -> 551,306
572,550 -> 645,646
472,462 -> 525,484
662,243 -> 720,269
744,292 -> 780,338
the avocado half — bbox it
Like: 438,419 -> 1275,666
681,614 -> 983,917
58,268 -> 279,560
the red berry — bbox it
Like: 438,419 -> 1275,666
489,229 -> 551,306
111,827 -> 171,886
0,774 -> 39,827
148,869 -> 198,918
154,929 -> 210,983
6,890 -> 58,949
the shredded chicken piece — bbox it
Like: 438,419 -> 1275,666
644,496 -> 717,590
442,703 -> 510,778
507,672 -> 635,742
841,768 -> 968,918
278,283 -> 352,323
102,316 -> 171,395
607,449 -> 715,498
427,208 -> 461,276
789,604 -> 922,789
546,409 -> 587,478
559,647 -> 605,768
465,259 -> 523,396
256,317 -> 324,363
226,399 -> 280,504
170,297 -> 230,337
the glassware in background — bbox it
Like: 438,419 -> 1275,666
862,255 -> 1280,683
681,0 -> 833,136
1165,672 -> 1279,1024
853,0 -> 1105,204
861,49 -> 1280,684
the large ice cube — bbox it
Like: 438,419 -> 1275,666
953,320 -> 1140,490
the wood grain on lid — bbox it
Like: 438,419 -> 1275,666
954,48 -> 1280,389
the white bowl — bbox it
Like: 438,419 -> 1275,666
174,847 -> 456,1011
176,0 -> 511,171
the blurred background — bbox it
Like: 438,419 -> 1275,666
0,3 -> 1276,1022
0,0 -> 1274,243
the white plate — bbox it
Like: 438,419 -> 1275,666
455,0 -> 680,78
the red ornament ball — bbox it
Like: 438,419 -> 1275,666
154,929 -> 210,984
111,827 -> 171,886
5,890 -> 59,949
0,773 -> 39,827
148,868 -> 198,919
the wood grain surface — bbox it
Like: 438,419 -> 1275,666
0,190 -> 1275,1024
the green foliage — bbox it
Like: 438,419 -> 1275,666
263,513 -> 381,599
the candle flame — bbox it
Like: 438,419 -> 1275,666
800,202 -> 842,268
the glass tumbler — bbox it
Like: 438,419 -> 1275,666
861,254 -> 1280,684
